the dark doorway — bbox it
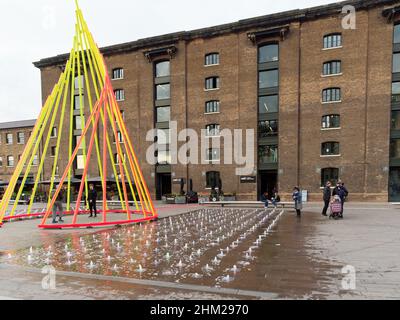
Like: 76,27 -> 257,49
259,170 -> 278,200
156,173 -> 171,200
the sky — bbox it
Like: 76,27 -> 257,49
0,0 -> 341,123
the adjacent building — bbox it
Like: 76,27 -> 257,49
32,0 -> 400,202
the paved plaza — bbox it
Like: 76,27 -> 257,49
0,202 -> 399,300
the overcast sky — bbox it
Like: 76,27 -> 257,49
0,0 -> 341,123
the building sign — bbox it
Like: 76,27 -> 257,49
240,176 -> 257,183
173,178 -> 186,185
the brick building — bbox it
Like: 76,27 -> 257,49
32,0 -> 400,202
0,120 -> 39,186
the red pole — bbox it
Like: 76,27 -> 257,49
102,87 -> 108,223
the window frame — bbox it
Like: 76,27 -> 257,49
205,124 -> 221,137
321,114 -> 341,130
323,33 -> 342,49
205,100 -> 220,114
7,155 -> 14,167
322,60 -> 342,76
205,53 -> 220,66
321,168 -> 339,187
206,171 -> 220,189
112,68 -> 124,80
17,132 -> 25,144
6,133 -> 13,145
114,89 -> 125,102
321,141 -> 341,156
322,88 -> 342,103
155,60 -> 171,78
259,69 -> 279,89
205,77 -> 220,91
258,43 -> 279,64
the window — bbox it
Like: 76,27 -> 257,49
157,129 -> 171,145
155,61 -> 170,78
32,155 -> 39,166
394,24 -> 400,44
392,82 -> 400,103
156,106 -> 171,123
259,95 -> 279,114
74,75 -> 84,90
258,145 -> 278,164
51,146 -> 57,157
6,133 -> 13,145
75,135 -> 84,150
393,53 -> 400,73
17,132 -> 25,144
0,157 -> 2,166
205,53 -> 220,66
322,115 -> 341,129
114,89 -> 125,101
259,70 -> 279,89
205,124 -> 220,137
322,88 -> 341,103
206,148 -> 220,162
321,142 -> 340,156
205,77 -> 220,90
74,95 -> 82,110
205,101 -> 220,113
323,61 -> 341,75
392,111 -> 400,130
390,139 -> 400,158
258,44 -> 279,63
156,84 -> 170,100
323,33 -> 342,49
114,132 -> 123,144
206,171 -> 220,189
258,120 -> 278,138
75,116 -> 85,130
77,155 -> 85,170
7,156 -> 14,167
156,150 -> 171,165
51,127 -> 57,138
321,168 -> 339,187
112,68 -> 124,80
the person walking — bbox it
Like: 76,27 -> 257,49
322,181 -> 332,216
88,184 -> 98,218
52,185 -> 65,224
293,187 -> 302,217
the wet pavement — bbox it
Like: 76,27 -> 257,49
0,202 -> 399,300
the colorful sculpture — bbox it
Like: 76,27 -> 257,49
0,1 -> 157,229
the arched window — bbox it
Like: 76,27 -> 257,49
394,24 -> 400,44
321,142 -> 340,156
258,44 -> 279,63
323,60 -> 341,75
205,124 -> 220,137
112,68 -> 124,80
205,100 -> 220,113
205,77 -> 220,90
322,115 -> 340,129
322,88 -> 341,103
155,61 -> 170,78
321,168 -> 339,187
323,33 -> 342,49
205,53 -> 220,66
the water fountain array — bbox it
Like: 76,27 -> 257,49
4,208 -> 285,288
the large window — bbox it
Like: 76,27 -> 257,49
322,88 -> 341,103
156,150 -> 171,165
17,132 -> 25,144
394,24 -> 400,44
322,115 -> 341,129
392,82 -> 400,103
74,95 -> 82,110
323,61 -> 341,75
323,33 -> 342,49
390,139 -> 400,158
258,120 -> 278,138
7,156 -> 14,167
114,89 -> 125,101
205,100 -> 220,114
258,44 -> 279,63
259,70 -> 279,89
391,111 -> 400,130
205,124 -> 220,137
321,168 -> 339,187
205,77 -> 220,90
206,148 -> 220,162
50,127 -> 57,138
112,68 -> 124,80
75,116 -> 85,130
259,95 -> 279,114
206,171 -> 220,189
258,145 -> 278,164
393,53 -> 400,73
321,142 -> 340,156
156,84 -> 171,100
155,61 -> 170,78
205,53 -> 220,66
74,75 -> 84,90
77,155 -> 85,170
156,106 -> 170,123
156,129 -> 171,145
6,133 -> 13,145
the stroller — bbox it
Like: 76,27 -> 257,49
329,196 -> 342,220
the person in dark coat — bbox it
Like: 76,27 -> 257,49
322,181 -> 332,216
88,184 -> 98,218
261,191 -> 269,208
293,187 -> 302,217
332,180 -> 348,218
